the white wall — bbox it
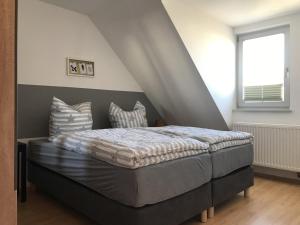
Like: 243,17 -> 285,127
18,0 -> 142,92
162,0 -> 236,126
233,13 -> 300,125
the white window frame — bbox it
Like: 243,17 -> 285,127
237,26 -> 290,109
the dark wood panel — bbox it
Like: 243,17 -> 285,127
0,0 -> 17,224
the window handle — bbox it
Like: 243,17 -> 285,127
285,68 -> 289,79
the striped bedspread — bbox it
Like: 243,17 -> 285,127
144,126 -> 253,152
50,128 -> 209,169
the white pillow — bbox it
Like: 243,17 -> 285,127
49,97 -> 93,136
109,101 -> 148,128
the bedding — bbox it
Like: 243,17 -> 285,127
144,126 -> 253,151
29,139 -> 212,207
49,128 -> 209,169
109,101 -> 148,128
49,97 -> 93,136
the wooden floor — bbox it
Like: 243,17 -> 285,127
18,177 -> 300,225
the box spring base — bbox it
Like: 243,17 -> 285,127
28,161 -> 212,225
212,166 -> 254,206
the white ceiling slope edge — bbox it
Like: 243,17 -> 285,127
42,0 -> 300,27
170,0 -> 300,27
40,0 -> 228,129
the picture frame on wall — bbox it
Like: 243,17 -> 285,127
67,58 -> 94,77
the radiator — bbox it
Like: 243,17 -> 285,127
232,123 -> 300,172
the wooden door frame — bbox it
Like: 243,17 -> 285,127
0,0 -> 17,224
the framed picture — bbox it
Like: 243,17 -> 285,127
67,58 -> 94,77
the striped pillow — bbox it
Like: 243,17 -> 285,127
109,101 -> 148,128
49,97 -> 93,137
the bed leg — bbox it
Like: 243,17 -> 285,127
208,206 -> 214,218
201,210 -> 207,223
244,188 -> 250,198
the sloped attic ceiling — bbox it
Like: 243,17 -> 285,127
40,0 -> 228,130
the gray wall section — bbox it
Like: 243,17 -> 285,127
17,84 -> 161,138
89,0 -> 228,130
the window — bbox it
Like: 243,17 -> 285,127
237,26 -> 290,109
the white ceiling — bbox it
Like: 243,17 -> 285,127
163,0 -> 300,26
42,0 -> 300,27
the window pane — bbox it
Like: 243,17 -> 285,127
242,33 -> 285,89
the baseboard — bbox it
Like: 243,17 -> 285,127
253,165 -> 300,184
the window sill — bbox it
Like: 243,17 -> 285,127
233,108 -> 293,112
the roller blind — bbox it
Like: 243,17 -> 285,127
243,84 -> 283,102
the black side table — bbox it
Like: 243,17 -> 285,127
17,141 -> 27,202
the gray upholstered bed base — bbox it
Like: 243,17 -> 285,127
28,158 -> 253,225
211,144 -> 253,178
28,161 -> 212,225
27,141 -> 254,225
29,139 -> 212,208
212,166 -> 254,206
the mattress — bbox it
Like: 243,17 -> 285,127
50,128 -> 209,169
29,139 -> 212,208
211,143 -> 253,178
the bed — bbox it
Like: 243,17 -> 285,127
28,138 -> 212,225
29,129 -> 211,208
19,85 -> 254,225
19,85 -> 213,225
28,130 -> 212,225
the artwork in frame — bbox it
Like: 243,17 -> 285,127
67,58 -> 94,77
